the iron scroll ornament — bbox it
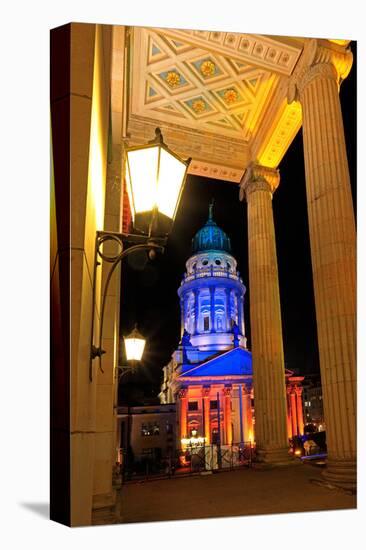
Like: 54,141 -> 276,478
89,230 -> 165,381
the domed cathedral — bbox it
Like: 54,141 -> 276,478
159,202 -> 304,451
180,201 -> 247,351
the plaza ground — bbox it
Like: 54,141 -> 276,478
118,462 -> 356,524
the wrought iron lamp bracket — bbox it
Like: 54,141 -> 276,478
89,230 -> 166,381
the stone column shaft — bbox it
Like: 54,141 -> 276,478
239,385 -> 245,443
203,388 -> 211,444
210,287 -> 215,333
290,392 -> 298,436
225,288 -> 231,331
224,387 -> 233,445
240,165 -> 289,462
180,294 -> 185,337
295,388 -> 304,436
289,41 -> 356,488
179,389 -> 188,440
245,390 -> 254,442
194,289 -> 199,335
286,389 -> 293,439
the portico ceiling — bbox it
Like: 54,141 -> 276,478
126,27 -> 305,180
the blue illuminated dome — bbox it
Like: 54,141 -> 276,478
178,202 -> 247,352
192,202 -> 231,254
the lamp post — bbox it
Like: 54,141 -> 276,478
117,325 -> 146,380
90,128 -> 190,380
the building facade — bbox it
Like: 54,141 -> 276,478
116,404 -> 177,467
160,206 -> 304,451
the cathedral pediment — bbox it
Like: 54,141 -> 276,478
179,346 -> 252,378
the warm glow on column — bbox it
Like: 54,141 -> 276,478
157,148 -> 186,219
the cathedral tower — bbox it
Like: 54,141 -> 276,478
178,202 -> 247,351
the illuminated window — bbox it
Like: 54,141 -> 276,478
188,401 -> 198,411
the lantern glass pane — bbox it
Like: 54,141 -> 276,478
126,147 -> 159,215
124,337 -> 146,361
157,148 -> 186,219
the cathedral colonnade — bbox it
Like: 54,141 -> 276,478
240,40 -> 356,488
288,40 -> 356,489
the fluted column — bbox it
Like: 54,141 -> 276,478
295,387 -> 304,436
223,386 -> 233,445
246,388 -> 254,442
180,293 -> 185,337
179,389 -> 188,440
193,289 -> 199,335
239,385 -> 245,444
240,164 -> 290,463
290,390 -> 298,436
225,288 -> 231,330
288,40 -> 356,489
202,387 -> 211,444
210,286 -> 215,333
235,292 -> 241,334
286,387 -> 293,439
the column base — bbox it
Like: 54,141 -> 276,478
322,459 -> 357,493
256,446 -> 296,466
92,484 -> 122,525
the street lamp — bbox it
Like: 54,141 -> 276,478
126,128 -> 189,237
116,325 -> 146,380
90,128 -> 190,380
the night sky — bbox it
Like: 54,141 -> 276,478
119,42 -> 356,405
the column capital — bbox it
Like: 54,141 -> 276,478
294,386 -> 303,397
223,385 -> 232,397
179,388 -> 188,399
287,38 -> 353,103
202,386 -> 210,398
239,162 -> 280,202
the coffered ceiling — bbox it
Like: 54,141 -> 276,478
127,26 -> 304,178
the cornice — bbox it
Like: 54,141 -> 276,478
288,38 -> 353,103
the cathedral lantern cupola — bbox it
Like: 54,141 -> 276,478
178,202 -> 247,351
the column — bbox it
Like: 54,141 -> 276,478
179,389 -> 188,440
289,40 -> 356,489
225,288 -> 231,330
193,289 -> 199,335
202,387 -> 211,444
180,293 -> 185,337
286,387 -> 293,439
295,387 -> 304,436
239,385 -> 245,444
239,164 -> 290,463
290,390 -> 298,436
223,386 -> 233,445
236,292 -> 243,334
210,286 -> 215,333
247,389 -> 254,442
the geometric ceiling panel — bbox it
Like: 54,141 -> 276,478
129,27 -> 297,143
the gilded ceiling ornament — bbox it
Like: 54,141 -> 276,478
192,99 -> 206,113
166,71 -> 181,88
200,60 -> 216,77
223,88 -> 238,105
